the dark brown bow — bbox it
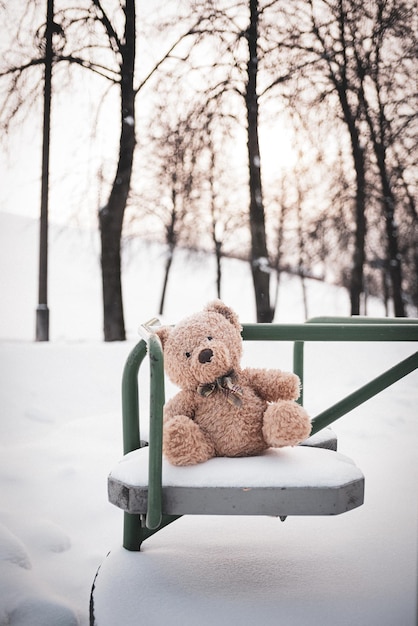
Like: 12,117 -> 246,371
197,371 -> 243,407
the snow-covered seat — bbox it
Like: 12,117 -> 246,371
108,438 -> 364,518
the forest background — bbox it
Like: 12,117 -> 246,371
1,0 -> 417,340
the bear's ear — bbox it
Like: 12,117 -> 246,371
154,326 -> 171,350
205,300 -> 241,331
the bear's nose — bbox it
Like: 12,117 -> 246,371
198,348 -> 213,364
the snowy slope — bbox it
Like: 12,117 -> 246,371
0,212 -> 387,342
0,213 -> 417,626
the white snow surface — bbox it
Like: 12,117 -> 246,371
0,213 -> 417,625
110,445 -> 362,489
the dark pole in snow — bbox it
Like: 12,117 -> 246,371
36,0 -> 54,341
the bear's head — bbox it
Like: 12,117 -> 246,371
155,300 -> 243,390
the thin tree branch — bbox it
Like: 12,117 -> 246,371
134,20 -> 204,94
91,0 -> 121,53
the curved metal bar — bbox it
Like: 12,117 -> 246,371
121,340 -> 147,551
242,322 -> 418,342
146,334 -> 165,530
306,316 -> 418,325
122,339 -> 147,455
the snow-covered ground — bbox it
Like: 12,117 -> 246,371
0,213 -> 417,625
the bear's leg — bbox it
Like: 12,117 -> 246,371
163,415 -> 216,466
262,400 -> 311,448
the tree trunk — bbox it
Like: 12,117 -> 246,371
381,189 -> 405,317
159,203 -> 177,316
209,149 -> 222,299
371,141 -> 405,316
245,0 -> 273,322
382,267 -> 390,316
214,239 -> 222,299
351,14 -> 405,316
99,0 -> 136,341
296,184 -> 308,320
99,212 -> 125,341
310,4 -> 367,317
272,184 -> 287,315
349,141 -> 366,316
336,87 -> 366,316
159,247 -> 173,316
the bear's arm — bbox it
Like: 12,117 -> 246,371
243,367 -> 301,402
163,390 -> 198,423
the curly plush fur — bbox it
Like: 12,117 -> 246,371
156,300 -> 312,466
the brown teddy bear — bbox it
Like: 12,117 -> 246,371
155,300 -> 312,466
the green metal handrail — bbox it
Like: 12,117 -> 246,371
292,316 -> 418,405
122,339 -> 147,455
241,322 -> 418,341
120,317 -> 418,550
147,334 -> 165,530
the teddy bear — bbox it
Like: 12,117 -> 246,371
155,300 -> 312,466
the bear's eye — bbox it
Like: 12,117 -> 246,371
185,351 -> 191,358
207,336 -> 213,341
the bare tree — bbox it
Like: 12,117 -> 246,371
0,1 -> 135,339
199,108 -> 248,299
274,0 -> 416,316
295,0 -> 368,315
347,0 -> 414,315
137,97 -> 202,315
147,0 -> 276,320
95,0 -> 136,340
157,125 -> 197,317
208,144 -> 224,299
146,0 -> 417,317
270,178 -> 288,315
245,0 -> 273,321
0,0 -> 200,339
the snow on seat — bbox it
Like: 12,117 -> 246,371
108,445 -> 364,517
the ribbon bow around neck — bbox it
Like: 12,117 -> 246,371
197,371 -> 243,407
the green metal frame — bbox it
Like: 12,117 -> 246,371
120,317 -> 418,550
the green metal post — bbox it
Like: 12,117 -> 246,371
293,341 -> 304,405
121,340 -> 147,550
122,339 -> 147,455
146,334 -> 165,530
123,513 -> 142,551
